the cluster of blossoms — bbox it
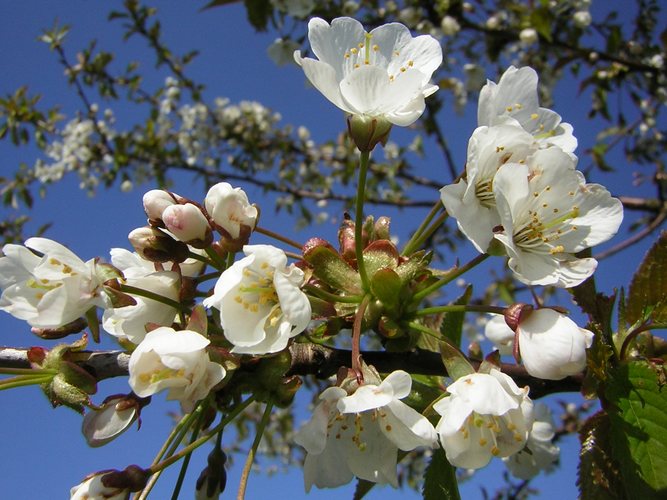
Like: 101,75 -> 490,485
0,14 -> 626,499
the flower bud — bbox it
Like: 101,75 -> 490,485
346,114 -> 392,152
82,394 -> 146,447
519,28 -> 538,46
162,203 -> 213,248
143,189 -> 177,222
71,472 -> 128,500
195,448 -> 227,500
128,226 -> 189,263
204,182 -> 258,252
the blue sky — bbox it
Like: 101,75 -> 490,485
0,1 -> 660,498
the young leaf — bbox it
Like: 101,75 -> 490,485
606,361 -> 667,496
627,231 -> 667,325
577,411 -> 624,500
422,447 -> 460,500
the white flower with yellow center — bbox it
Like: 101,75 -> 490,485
503,402 -> 560,479
203,244 -> 311,355
434,369 -> 533,470
0,237 -> 107,328
440,122 -> 540,252
128,326 -> 225,413
294,369 -> 438,491
478,66 -> 577,153
492,148 -> 623,287
294,17 -> 442,127
102,248 -> 180,344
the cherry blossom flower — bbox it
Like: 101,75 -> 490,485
440,122 -> 540,252
161,203 -> 212,248
128,327 -> 225,413
516,308 -> 594,380
82,395 -> 140,448
503,402 -> 560,479
294,369 -> 437,491
204,182 -> 258,240
492,148 -> 623,287
70,473 -> 129,500
0,238 -> 109,328
478,66 -> 577,153
484,314 -> 515,356
203,245 -> 311,355
434,369 -> 533,469
294,17 -> 442,127
102,248 -> 180,344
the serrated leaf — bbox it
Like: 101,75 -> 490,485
627,231 -> 667,324
578,411 -> 625,499
606,361 -> 667,496
422,447 -> 460,500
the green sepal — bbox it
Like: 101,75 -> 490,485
85,307 -> 101,343
370,268 -> 402,313
302,238 -> 362,293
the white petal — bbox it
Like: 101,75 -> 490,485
308,17 -> 365,79
298,57 -> 353,113
382,400 -> 438,450
447,373 -> 519,416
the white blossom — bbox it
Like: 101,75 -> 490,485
434,369 -> 533,469
204,182 -> 258,239
440,122 -> 539,252
294,369 -> 437,491
0,238 -> 109,328
128,327 -> 225,413
294,17 -> 442,127
478,66 -> 577,153
503,403 -> 560,479
519,28 -> 538,46
203,245 -> 311,355
82,396 -> 139,448
492,148 -> 623,287
516,308 -> 594,380
484,314 -> 515,356
267,38 -> 301,66
102,248 -> 180,344
161,203 -> 211,245
440,16 -> 460,36
70,473 -> 128,500
573,11 -> 592,28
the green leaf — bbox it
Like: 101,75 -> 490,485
606,361 -> 667,496
440,285 -> 472,346
243,0 -> 271,31
440,340 -> 475,381
627,231 -> 667,324
577,411 -> 625,499
422,447 -> 460,500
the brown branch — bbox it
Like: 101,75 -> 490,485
1,344 -> 582,399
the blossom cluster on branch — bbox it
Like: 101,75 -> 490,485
2,11 -> 664,500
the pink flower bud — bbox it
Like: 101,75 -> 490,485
142,189 -> 177,221
162,204 -> 212,248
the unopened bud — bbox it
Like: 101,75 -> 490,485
162,203 -> 213,248
82,394 -> 146,447
128,226 -> 189,263
143,189 -> 177,222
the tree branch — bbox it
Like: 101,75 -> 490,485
1,344 -> 582,399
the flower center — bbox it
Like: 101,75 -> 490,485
139,366 -> 186,385
512,185 -> 580,253
234,262 -> 278,313
342,32 -> 414,82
